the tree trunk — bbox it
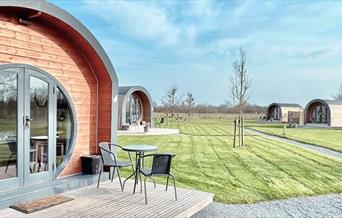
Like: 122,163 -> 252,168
238,105 -> 242,146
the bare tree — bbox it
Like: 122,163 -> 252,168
161,86 -> 181,120
185,92 -> 195,117
229,47 -> 252,147
333,84 -> 342,100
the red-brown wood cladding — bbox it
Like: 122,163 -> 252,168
0,10 -> 113,177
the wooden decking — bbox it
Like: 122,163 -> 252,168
0,179 -> 213,218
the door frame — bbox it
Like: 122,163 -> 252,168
0,64 -> 78,190
23,69 -> 56,185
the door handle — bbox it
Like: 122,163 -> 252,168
25,116 -> 32,129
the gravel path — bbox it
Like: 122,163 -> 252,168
193,194 -> 342,218
246,128 -> 342,159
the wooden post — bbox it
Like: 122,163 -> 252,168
176,114 -> 179,128
233,118 -> 237,148
238,118 -> 241,146
241,117 -> 244,146
283,123 -> 287,135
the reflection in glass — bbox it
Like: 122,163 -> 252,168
125,95 -> 142,124
312,104 -> 328,123
56,88 -> 73,168
271,107 -> 281,120
0,72 -> 17,180
29,77 -> 49,173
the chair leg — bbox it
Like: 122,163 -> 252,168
97,168 -> 102,188
38,161 -> 41,172
140,172 -> 142,193
144,177 -> 148,204
111,167 -> 116,182
170,174 -> 177,201
166,175 -> 170,191
149,177 -> 156,189
128,152 -> 135,172
5,161 -> 9,173
116,167 -> 123,191
5,154 -> 12,173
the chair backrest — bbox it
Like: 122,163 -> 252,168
151,154 -> 174,175
99,142 -> 116,166
7,141 -> 17,154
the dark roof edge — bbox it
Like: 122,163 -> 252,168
118,86 -> 152,102
268,103 -> 303,109
0,0 -> 117,82
306,99 -> 342,107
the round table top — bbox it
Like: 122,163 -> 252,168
31,135 -> 59,140
122,144 -> 158,152
31,136 -> 48,140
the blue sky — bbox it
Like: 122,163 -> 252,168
50,0 -> 342,106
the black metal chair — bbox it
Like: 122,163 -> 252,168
138,153 -> 177,204
97,142 -> 134,191
156,117 -> 165,126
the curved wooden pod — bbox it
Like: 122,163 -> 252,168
0,1 -> 118,177
266,103 -> 303,124
304,99 -> 342,127
118,86 -> 153,130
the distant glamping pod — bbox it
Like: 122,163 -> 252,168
266,103 -> 304,124
304,99 -> 342,127
118,86 -> 153,130
0,0 -> 118,189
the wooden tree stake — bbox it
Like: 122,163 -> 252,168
233,118 -> 237,148
241,117 -> 244,146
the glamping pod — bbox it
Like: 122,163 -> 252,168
266,103 -> 304,124
304,99 -> 342,127
118,86 -> 153,130
0,0 -> 118,189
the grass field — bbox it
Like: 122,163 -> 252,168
246,122 -> 342,152
118,118 -> 342,204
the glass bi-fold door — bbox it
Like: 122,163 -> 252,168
0,67 -> 56,189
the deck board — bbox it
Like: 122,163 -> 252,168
0,179 -> 213,218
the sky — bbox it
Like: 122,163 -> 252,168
50,0 -> 342,107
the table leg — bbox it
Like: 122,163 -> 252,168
123,151 -> 139,192
122,170 -> 136,190
133,152 -> 140,194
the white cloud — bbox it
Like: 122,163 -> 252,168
59,0 -> 342,105
81,0 -> 180,45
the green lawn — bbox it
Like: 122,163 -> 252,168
118,118 -> 342,204
246,122 -> 342,152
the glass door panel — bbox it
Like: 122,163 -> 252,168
56,88 -> 73,168
0,66 -> 57,189
24,70 -> 54,185
0,72 -> 18,180
29,76 -> 49,174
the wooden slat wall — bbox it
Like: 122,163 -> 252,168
0,12 -> 113,176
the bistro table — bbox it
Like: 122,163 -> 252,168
122,144 -> 158,194
30,136 -> 50,173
